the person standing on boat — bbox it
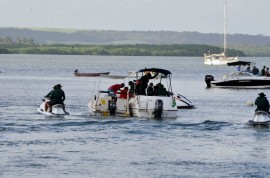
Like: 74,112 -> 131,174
255,92 -> 269,112
137,73 -> 151,95
261,66 -> 266,76
108,83 -> 125,94
45,84 -> 66,113
119,87 -> 129,99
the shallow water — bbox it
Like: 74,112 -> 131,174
0,54 -> 270,177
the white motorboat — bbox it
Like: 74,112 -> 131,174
88,68 -> 178,118
205,61 -> 270,88
175,94 -> 194,109
37,98 -> 69,116
249,110 -> 270,127
204,1 -> 239,65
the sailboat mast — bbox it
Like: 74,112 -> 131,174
223,1 -> 227,57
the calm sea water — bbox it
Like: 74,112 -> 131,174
0,54 -> 270,178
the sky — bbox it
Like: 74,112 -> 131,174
0,0 -> 269,36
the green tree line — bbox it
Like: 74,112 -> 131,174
0,43 -> 245,57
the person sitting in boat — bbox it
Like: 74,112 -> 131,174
45,84 -> 66,113
255,92 -> 269,112
119,87 -> 129,99
147,83 -> 154,96
245,65 -> 252,73
156,83 -> 169,96
108,83 -> 125,95
265,68 -> 270,76
252,66 -> 259,75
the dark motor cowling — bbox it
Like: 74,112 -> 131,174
153,99 -> 163,119
109,100 -> 117,116
205,75 -> 214,88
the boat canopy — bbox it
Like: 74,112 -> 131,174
136,68 -> 172,76
227,61 -> 251,66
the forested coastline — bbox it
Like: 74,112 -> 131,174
0,44 -> 245,57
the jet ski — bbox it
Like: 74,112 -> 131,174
249,110 -> 270,127
175,94 -> 194,109
37,98 -> 69,116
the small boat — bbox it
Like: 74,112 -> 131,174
204,1 -> 239,65
205,61 -> 270,88
175,94 -> 194,109
37,98 -> 69,116
74,69 -> 110,77
249,110 -> 270,127
88,68 -> 178,118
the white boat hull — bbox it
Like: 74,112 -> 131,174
207,71 -> 270,89
88,93 -> 177,118
204,56 -> 239,65
249,110 -> 270,126
37,100 -> 68,116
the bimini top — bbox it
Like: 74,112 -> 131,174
227,61 -> 251,66
136,68 -> 172,76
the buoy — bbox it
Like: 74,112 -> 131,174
246,100 -> 254,106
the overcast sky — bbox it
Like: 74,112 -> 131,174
0,0 -> 269,36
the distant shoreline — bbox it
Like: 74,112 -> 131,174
0,44 -> 246,57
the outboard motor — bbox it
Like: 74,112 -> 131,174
153,99 -> 163,119
205,75 -> 214,88
109,100 -> 117,116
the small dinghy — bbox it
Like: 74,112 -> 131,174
74,69 -> 110,77
249,110 -> 270,127
175,94 -> 194,109
37,98 -> 69,116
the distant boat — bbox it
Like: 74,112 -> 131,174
204,1 -> 239,65
74,69 -> 110,77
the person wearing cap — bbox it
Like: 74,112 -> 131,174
255,92 -> 269,112
45,84 -> 66,113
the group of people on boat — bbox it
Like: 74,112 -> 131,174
259,66 -> 270,76
106,72 -> 171,100
243,64 -> 270,76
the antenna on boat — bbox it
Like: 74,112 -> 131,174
223,1 -> 227,58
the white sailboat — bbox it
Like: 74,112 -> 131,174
204,1 -> 239,65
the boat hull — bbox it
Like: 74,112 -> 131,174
249,110 -> 270,127
211,79 -> 270,88
88,93 -> 178,118
74,72 -> 110,77
204,56 -> 239,65
37,101 -> 68,116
